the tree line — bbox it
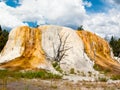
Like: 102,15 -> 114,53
109,36 -> 120,57
0,25 -> 9,52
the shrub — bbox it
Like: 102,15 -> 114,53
93,64 -> 102,71
52,61 -> 63,73
98,77 -> 108,82
103,69 -> 111,74
111,75 -> 120,80
70,68 -> 75,74
52,61 -> 58,68
93,64 -> 111,74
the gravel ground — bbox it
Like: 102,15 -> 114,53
0,78 -> 120,90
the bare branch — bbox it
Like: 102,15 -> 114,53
44,32 -> 72,63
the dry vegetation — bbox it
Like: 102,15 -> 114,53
0,69 -> 119,90
0,77 -> 120,90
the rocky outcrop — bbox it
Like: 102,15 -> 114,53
77,31 -> 120,74
0,26 -> 52,71
0,25 -> 120,74
39,25 -> 95,73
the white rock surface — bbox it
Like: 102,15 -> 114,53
114,57 -> 120,63
63,75 -> 95,83
0,27 -> 24,63
39,25 -> 96,73
0,25 -> 97,75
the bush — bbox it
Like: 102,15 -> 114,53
103,69 -> 111,74
111,75 -> 120,80
98,77 -> 108,82
93,64 -> 102,71
93,64 -> 111,74
52,61 -> 58,68
52,61 -> 63,73
70,68 -> 75,74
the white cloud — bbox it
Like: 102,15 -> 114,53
83,1 -> 92,7
105,0 -> 120,5
0,0 -> 120,38
17,0 -> 87,26
0,0 -> 87,27
0,2 -> 26,28
84,9 -> 120,38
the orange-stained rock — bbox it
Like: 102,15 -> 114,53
0,25 -> 120,74
77,30 -> 120,74
0,26 -> 47,70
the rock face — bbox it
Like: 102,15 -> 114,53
0,25 -> 120,74
77,31 -> 120,74
0,26 -> 49,70
39,25 -> 95,73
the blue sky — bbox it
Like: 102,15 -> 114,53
4,0 -> 107,13
5,0 -> 20,7
0,0 -> 120,38
85,0 -> 106,12
1,0 -> 108,27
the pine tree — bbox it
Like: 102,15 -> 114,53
0,25 -> 9,52
109,36 -> 115,47
0,25 -> 2,35
77,25 -> 84,31
109,36 -> 120,57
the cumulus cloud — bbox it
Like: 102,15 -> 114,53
0,2 -> 26,28
83,0 -> 92,7
84,10 -> 120,37
0,0 -> 120,38
17,0 -> 87,26
0,0 -> 87,28
108,0 -> 120,4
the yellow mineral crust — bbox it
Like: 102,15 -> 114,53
77,30 -> 120,74
0,26 -> 46,70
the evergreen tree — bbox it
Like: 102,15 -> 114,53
109,36 -> 120,57
77,25 -> 84,31
0,25 -> 9,52
109,36 -> 115,48
0,25 -> 2,35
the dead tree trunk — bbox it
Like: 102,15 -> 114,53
44,33 -> 72,63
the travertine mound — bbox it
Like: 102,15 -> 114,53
0,25 -> 120,74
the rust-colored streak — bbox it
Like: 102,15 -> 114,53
77,30 -> 120,74
0,26 -> 46,70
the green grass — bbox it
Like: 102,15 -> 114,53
98,77 -> 108,82
111,75 -> 120,80
52,61 -> 63,73
70,68 -> 75,74
0,69 -> 62,79
93,64 -> 102,71
93,64 -> 111,74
